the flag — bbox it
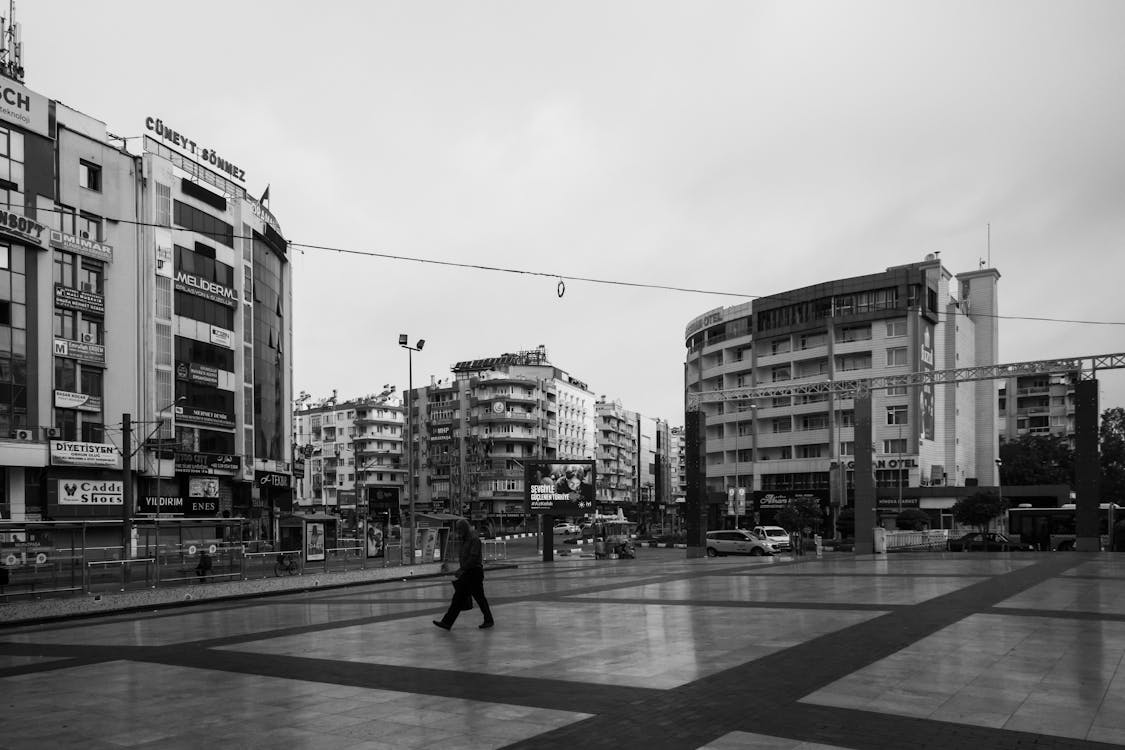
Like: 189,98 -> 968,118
260,184 -> 270,205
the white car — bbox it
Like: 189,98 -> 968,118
552,523 -> 580,535
705,530 -> 778,557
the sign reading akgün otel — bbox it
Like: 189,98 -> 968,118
0,209 -> 48,247
49,230 -> 114,263
0,80 -> 50,138
50,440 -> 121,469
175,271 -> 238,308
144,116 -> 246,183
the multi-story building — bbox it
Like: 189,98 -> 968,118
595,398 -> 638,507
292,389 -> 404,526
684,255 -> 1000,529
0,57 -> 293,544
669,426 -> 687,503
999,373 -> 1076,445
411,347 -> 596,528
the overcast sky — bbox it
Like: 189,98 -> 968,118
24,0 -> 1125,422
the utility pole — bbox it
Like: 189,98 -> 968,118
121,412 -> 132,556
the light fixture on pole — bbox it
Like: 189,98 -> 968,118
399,334 -> 425,564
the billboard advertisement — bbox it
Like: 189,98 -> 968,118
920,321 -> 936,442
523,460 -> 596,516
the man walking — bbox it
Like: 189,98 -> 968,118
434,519 -> 495,630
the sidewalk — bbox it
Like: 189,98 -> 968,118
2,550 -> 1122,748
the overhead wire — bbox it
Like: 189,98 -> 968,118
23,204 -> 1125,327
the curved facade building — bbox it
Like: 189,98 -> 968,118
684,256 -> 1000,528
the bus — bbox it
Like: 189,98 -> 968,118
1007,503 -> 1120,551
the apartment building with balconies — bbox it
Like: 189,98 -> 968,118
999,373 -> 1076,444
409,347 -> 595,527
293,390 -> 404,521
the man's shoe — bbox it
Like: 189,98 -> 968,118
433,620 -> 451,630
479,621 -> 494,629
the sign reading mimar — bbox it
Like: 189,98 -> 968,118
49,230 -> 114,263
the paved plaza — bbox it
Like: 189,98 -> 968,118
1,549 -> 1124,749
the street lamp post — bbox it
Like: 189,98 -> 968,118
995,456 -> 1003,516
399,334 -> 425,565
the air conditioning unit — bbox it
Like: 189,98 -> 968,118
11,429 -> 34,441
81,333 -> 95,343
81,283 -> 94,292
46,428 -> 61,438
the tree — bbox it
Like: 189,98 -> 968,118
895,508 -> 930,531
1101,407 -> 1125,504
998,434 -> 1074,486
777,496 -> 823,537
952,490 -> 1008,533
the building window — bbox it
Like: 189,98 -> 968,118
883,439 -> 908,454
886,386 -> 908,396
886,320 -> 907,337
771,417 -> 792,433
840,441 -> 854,455
836,353 -> 872,371
54,357 -> 77,391
887,405 -> 908,425
887,347 -> 908,366
53,251 -> 76,287
796,444 -> 825,458
78,212 -> 102,242
79,160 -> 102,192
837,325 -> 872,343
53,309 -> 77,340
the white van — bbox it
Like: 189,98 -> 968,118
752,526 -> 792,552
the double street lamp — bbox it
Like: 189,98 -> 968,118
399,334 -> 424,564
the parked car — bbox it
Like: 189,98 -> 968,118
752,526 -> 792,552
552,523 -> 580,536
947,532 -> 1034,552
705,530 -> 778,557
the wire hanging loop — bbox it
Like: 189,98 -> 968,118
557,278 -> 566,298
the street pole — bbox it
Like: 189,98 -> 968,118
407,347 -> 413,564
399,335 -> 425,565
897,423 -> 904,513
121,412 -> 132,557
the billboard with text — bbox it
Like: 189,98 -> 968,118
523,460 -> 596,516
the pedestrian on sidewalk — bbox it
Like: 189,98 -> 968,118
434,519 -> 494,630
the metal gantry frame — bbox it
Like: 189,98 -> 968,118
686,352 -> 1125,554
688,352 -> 1125,407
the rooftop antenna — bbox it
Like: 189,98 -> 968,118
0,1 -> 24,83
987,222 -> 991,268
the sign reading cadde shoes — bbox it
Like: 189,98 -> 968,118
57,479 -> 124,505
